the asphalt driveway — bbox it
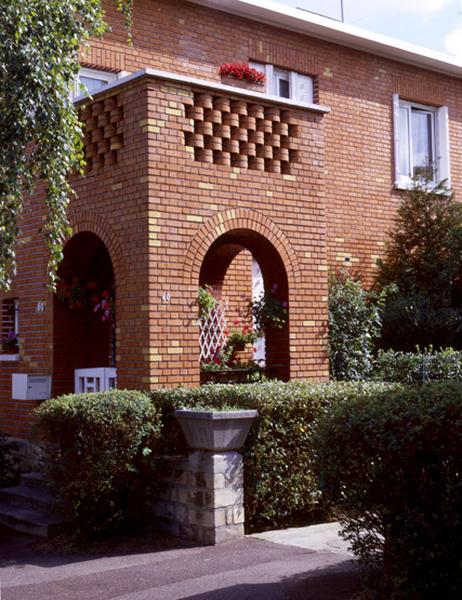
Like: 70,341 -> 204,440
0,524 -> 360,600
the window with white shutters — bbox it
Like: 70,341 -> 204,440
250,62 -> 314,104
393,94 -> 450,188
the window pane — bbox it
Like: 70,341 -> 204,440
411,109 -> 434,179
278,78 -> 290,98
79,76 -> 109,94
398,106 -> 410,179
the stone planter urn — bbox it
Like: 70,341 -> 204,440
174,408 -> 258,451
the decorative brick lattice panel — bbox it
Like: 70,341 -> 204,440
79,95 -> 124,172
199,304 -> 227,362
184,93 -> 299,174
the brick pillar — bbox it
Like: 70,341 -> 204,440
154,450 -> 245,545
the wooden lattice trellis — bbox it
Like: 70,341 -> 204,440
199,303 -> 227,362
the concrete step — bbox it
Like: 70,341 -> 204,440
0,485 -> 57,513
20,472 -> 50,492
0,502 -> 65,537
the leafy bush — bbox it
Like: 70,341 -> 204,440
314,382 -> 462,599
151,380 -> 396,531
0,432 -> 20,487
376,179 -> 462,350
374,347 -> 462,383
328,270 -> 384,380
35,390 -> 161,536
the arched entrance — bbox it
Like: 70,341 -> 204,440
53,232 -> 115,396
199,229 -> 290,381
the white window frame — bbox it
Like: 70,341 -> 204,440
71,67 -> 117,100
250,62 -> 314,104
393,94 -> 450,189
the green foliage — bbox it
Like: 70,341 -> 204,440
376,180 -> 462,349
0,0 -> 132,291
197,285 -> 218,318
151,380 -> 396,531
314,382 -> 462,599
0,432 -> 20,487
328,270 -> 385,380
35,390 -> 161,536
249,289 -> 288,332
374,347 -> 462,383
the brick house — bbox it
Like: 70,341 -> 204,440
1,0 -> 462,439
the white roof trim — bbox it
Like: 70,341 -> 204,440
190,0 -> 462,78
74,67 -> 330,113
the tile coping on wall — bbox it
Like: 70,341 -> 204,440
74,67 -> 331,114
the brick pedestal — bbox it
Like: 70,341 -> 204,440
153,450 -> 245,545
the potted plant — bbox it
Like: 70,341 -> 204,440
219,63 -> 266,91
174,406 -> 258,451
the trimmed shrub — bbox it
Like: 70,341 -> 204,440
328,270 -> 383,381
374,347 -> 462,383
35,390 -> 161,536
314,382 -> 462,599
151,381 -> 397,531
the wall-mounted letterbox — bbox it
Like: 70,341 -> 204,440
12,374 -> 52,401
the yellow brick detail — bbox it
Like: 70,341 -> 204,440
171,340 -> 180,347
266,191 -> 273,197
149,239 -> 161,247
198,182 -> 214,190
186,214 -> 203,223
112,182 -> 123,191
226,209 -> 236,220
282,174 -> 296,181
167,347 -> 183,354
229,172 -> 238,179
209,204 -> 219,211
334,237 -> 344,243
318,265 -> 328,271
303,320 -> 316,327
166,107 -> 182,116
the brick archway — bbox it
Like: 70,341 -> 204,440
183,209 -> 300,289
68,211 -> 127,286
185,210 -> 298,381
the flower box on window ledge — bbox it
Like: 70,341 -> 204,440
219,63 -> 265,92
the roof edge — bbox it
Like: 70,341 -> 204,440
189,0 -> 462,79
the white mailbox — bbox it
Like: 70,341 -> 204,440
12,374 -> 52,401
74,368 -> 117,394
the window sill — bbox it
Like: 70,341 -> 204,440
394,179 -> 451,193
0,354 -> 19,362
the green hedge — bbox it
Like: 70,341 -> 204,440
373,348 -> 462,383
35,390 -> 162,536
151,381 -> 397,531
314,382 -> 462,599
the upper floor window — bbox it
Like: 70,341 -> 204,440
393,94 -> 450,188
71,67 -> 117,100
250,62 -> 314,104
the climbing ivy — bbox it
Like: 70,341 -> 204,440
0,0 -> 132,291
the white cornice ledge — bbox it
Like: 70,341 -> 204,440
75,67 -> 331,114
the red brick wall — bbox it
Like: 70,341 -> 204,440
3,0 -> 462,436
